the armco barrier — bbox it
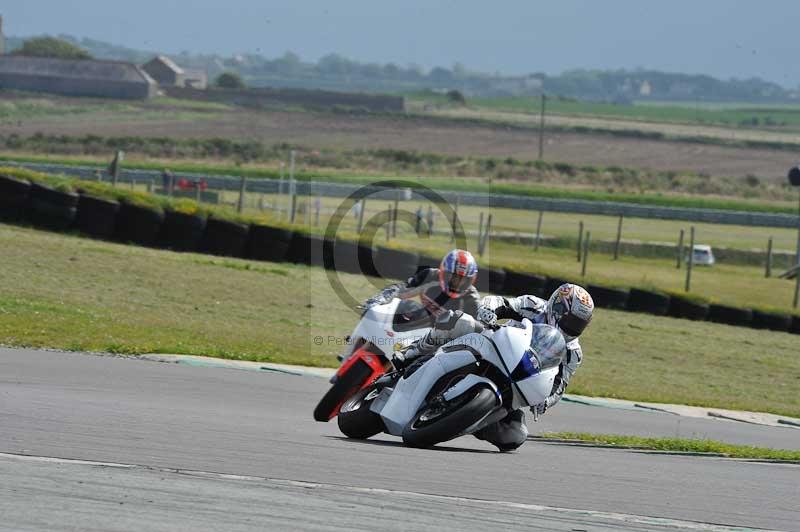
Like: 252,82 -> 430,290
0,172 -> 797,335
6,161 -> 799,229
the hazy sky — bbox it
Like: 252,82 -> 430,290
3,1 -> 799,86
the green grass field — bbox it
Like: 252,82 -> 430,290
1,224 -> 798,417
407,92 -> 800,133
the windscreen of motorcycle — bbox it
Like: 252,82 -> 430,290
511,324 -> 567,381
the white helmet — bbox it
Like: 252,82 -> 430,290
546,284 -> 594,342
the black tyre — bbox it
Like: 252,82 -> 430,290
503,271 -> 547,298
200,217 -> 250,257
544,278 -> 572,298
374,247 -> 419,281
159,210 -> 206,251
475,267 -> 507,294
668,295 -> 710,321
626,288 -> 670,316
708,304 -> 753,327
247,224 -> 292,262
313,359 -> 375,422
28,183 -> 79,231
750,310 -> 792,332
0,175 -> 30,223
286,232 -> 325,265
115,202 -> 165,247
402,386 -> 498,448
790,316 -> 800,335
75,194 -> 119,239
588,284 -> 629,310
337,383 -> 385,439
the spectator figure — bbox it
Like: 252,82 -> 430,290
415,205 -> 423,235
427,205 -> 434,236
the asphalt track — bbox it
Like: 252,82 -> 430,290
1,348 -> 798,531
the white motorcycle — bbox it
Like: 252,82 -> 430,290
313,298 -> 431,422
336,320 -> 566,448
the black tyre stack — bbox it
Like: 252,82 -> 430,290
626,288 -> 671,316
286,232 -> 326,266
667,294 -> 710,321
588,284 -> 629,310
750,310 -> 792,332
707,304 -> 753,327
503,271 -> 547,298
159,210 -> 207,252
200,217 -> 250,257
374,246 -> 419,281
0,175 -> 31,223
247,225 -> 293,262
475,267 -> 507,295
28,183 -> 79,231
75,195 -> 120,239
115,202 -> 165,247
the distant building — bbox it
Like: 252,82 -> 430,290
0,15 -> 5,55
182,68 -> 207,89
0,55 -> 157,99
142,55 -> 207,89
142,55 -> 185,87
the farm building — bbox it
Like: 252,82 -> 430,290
0,55 -> 157,99
142,55 -> 185,87
142,55 -> 208,89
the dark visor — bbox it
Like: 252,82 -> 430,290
558,313 -> 588,337
444,272 -> 471,294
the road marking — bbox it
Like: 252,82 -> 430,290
0,452 -> 776,532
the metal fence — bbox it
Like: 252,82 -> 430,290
6,160 -> 799,229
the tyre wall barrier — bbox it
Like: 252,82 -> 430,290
0,175 -> 31,223
667,296 -> 710,321
326,239 -> 367,275
159,210 -> 206,252
247,224 -> 293,262
791,316 -> 800,335
416,254 -> 441,274
286,232 -> 326,266
588,284 -> 629,310
28,183 -> 78,231
200,217 -> 250,257
374,247 -> 419,281
503,271 -> 547,298
707,304 -> 753,327
114,202 -> 164,247
626,288 -> 671,316
76,195 -> 120,239
475,267 -> 507,295
750,310 -> 792,332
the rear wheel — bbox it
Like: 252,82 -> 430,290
337,384 -> 385,439
402,387 -> 498,448
313,359 -> 374,422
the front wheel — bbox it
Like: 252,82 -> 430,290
313,359 -> 373,422
337,384 -> 385,439
402,387 -> 498,448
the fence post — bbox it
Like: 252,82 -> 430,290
450,195 -> 460,243
534,210 -> 543,251
765,237 -> 773,278
290,194 -> 298,224
427,205 -> 434,236
794,270 -> 800,309
614,215 -> 623,260
478,212 -> 484,251
110,151 -> 123,187
95,169 -> 103,182
577,221 -> 584,262
315,196 -> 321,227
147,179 -> 153,194
676,229 -> 685,269
197,185 -> 202,204
168,172 -> 175,198
685,226 -> 695,292
237,176 -> 247,214
357,199 -> 366,234
581,231 -> 591,277
392,192 -> 399,237
386,203 -> 392,241
130,178 -> 136,191
479,214 -> 493,257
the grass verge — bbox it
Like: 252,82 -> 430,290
0,224 -> 799,417
537,432 -> 800,461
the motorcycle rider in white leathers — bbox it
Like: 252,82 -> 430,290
393,283 -> 594,451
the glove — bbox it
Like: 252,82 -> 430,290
477,305 -> 498,328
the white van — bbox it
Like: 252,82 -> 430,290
688,245 -> 715,266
